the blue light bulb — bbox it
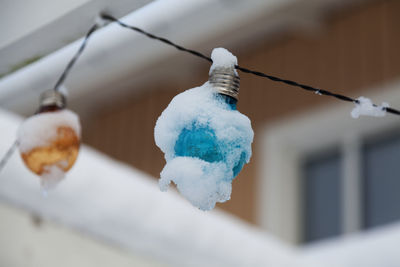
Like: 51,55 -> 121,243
174,68 -> 246,179
154,47 -> 253,210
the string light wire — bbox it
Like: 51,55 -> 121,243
53,24 -> 98,92
0,140 -> 18,172
2,13 -> 400,173
100,14 -> 400,116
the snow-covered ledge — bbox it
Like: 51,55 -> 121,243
0,109 -> 295,267
2,107 -> 400,267
299,222 -> 400,267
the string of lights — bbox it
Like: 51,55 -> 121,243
100,14 -> 400,116
1,13 -> 400,174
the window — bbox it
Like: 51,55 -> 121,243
259,83 -> 400,244
302,151 -> 342,242
301,133 -> 400,243
363,133 -> 400,229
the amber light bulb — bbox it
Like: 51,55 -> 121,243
17,89 -> 81,189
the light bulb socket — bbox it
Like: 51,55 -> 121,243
209,67 -> 240,100
39,90 -> 66,110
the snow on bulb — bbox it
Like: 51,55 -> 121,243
154,48 -> 254,210
17,89 -> 81,190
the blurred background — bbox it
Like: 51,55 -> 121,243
1,0 -> 400,266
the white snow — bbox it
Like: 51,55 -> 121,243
17,109 -> 81,153
300,222 -> 400,267
209,47 -> 238,75
154,80 -> 253,210
351,96 -> 389,118
58,85 -> 69,97
40,164 -> 66,192
160,157 -> 232,211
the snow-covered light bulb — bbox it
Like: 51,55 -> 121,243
18,89 -> 81,190
174,53 -> 244,175
154,48 -> 254,210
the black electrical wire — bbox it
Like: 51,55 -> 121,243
0,140 -> 18,172
101,14 -> 213,64
101,13 -> 400,116
53,24 -> 98,92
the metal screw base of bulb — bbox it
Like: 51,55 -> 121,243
209,68 -> 240,100
39,90 -> 66,110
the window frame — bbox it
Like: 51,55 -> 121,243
257,80 -> 400,244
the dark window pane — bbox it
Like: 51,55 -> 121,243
363,134 -> 400,228
303,151 -> 342,242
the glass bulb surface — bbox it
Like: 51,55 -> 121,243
174,94 -> 246,178
21,126 -> 79,175
154,83 -> 253,210
18,109 -> 81,187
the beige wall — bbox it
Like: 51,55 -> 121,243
0,203 -> 166,267
84,0 -> 400,224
